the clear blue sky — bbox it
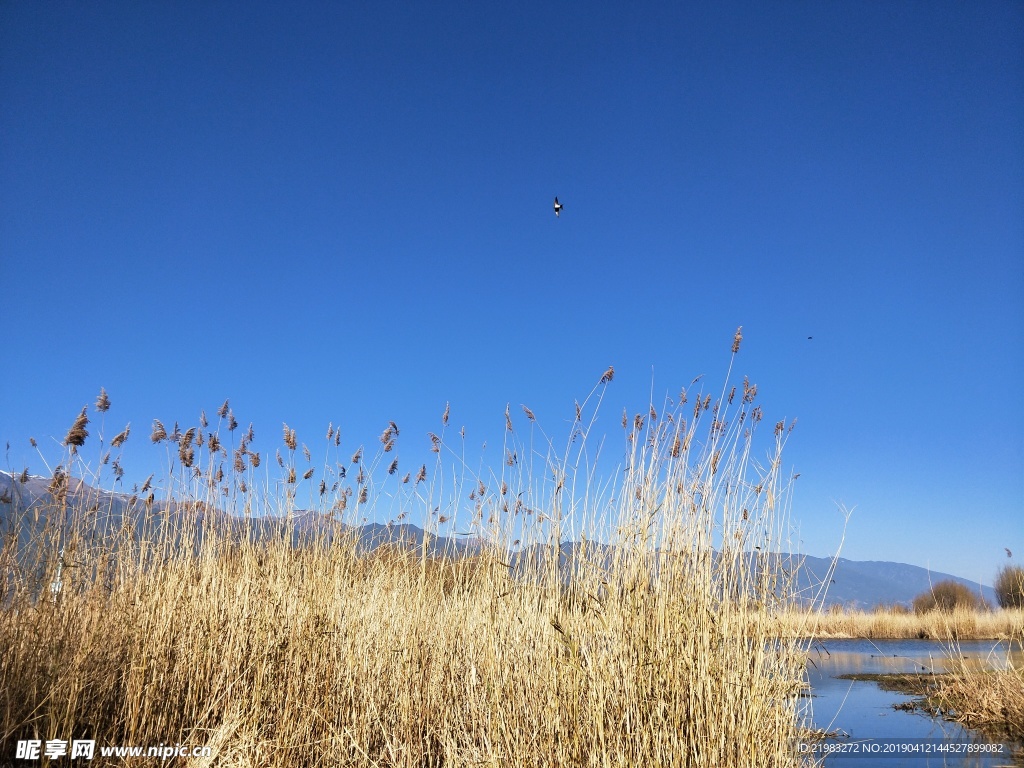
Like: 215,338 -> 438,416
1,2 -> 1021,585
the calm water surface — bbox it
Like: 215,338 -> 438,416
805,639 -> 1022,767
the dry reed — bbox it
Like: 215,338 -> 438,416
1,346 -> 814,767
931,634 -> 1024,744
778,607 -> 1024,641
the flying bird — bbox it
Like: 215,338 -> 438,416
553,197 -> 563,217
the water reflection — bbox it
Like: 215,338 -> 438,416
805,639 -> 1022,767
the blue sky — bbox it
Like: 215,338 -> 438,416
1,2 -> 1021,585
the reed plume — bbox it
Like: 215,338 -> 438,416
64,408 -> 89,449
47,465 -> 68,502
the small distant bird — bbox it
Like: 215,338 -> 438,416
1006,548 -> 1013,559
553,197 -> 563,217
807,336 -> 813,340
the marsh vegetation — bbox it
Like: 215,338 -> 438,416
1,332 -> 823,767
778,606 -> 1024,641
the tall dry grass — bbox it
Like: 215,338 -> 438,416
931,631 -> 1024,745
777,607 -> 1024,640
1,332 -> 815,767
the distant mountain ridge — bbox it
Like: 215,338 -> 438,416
792,554 -> 996,609
0,471 -> 995,608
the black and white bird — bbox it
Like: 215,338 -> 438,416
553,197 -> 563,217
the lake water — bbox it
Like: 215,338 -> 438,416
804,638 -> 1023,767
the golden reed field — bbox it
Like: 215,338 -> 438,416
2,333 -> 1020,766
778,606 -> 1024,641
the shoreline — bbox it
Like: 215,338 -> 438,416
835,670 -> 1024,752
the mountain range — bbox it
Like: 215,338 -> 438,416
0,470 -> 996,608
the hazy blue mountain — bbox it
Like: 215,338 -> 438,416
0,471 -> 485,559
0,471 -> 996,608
793,554 -> 996,609
506,543 -> 997,608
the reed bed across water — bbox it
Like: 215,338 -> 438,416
776,607 -> 1024,641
